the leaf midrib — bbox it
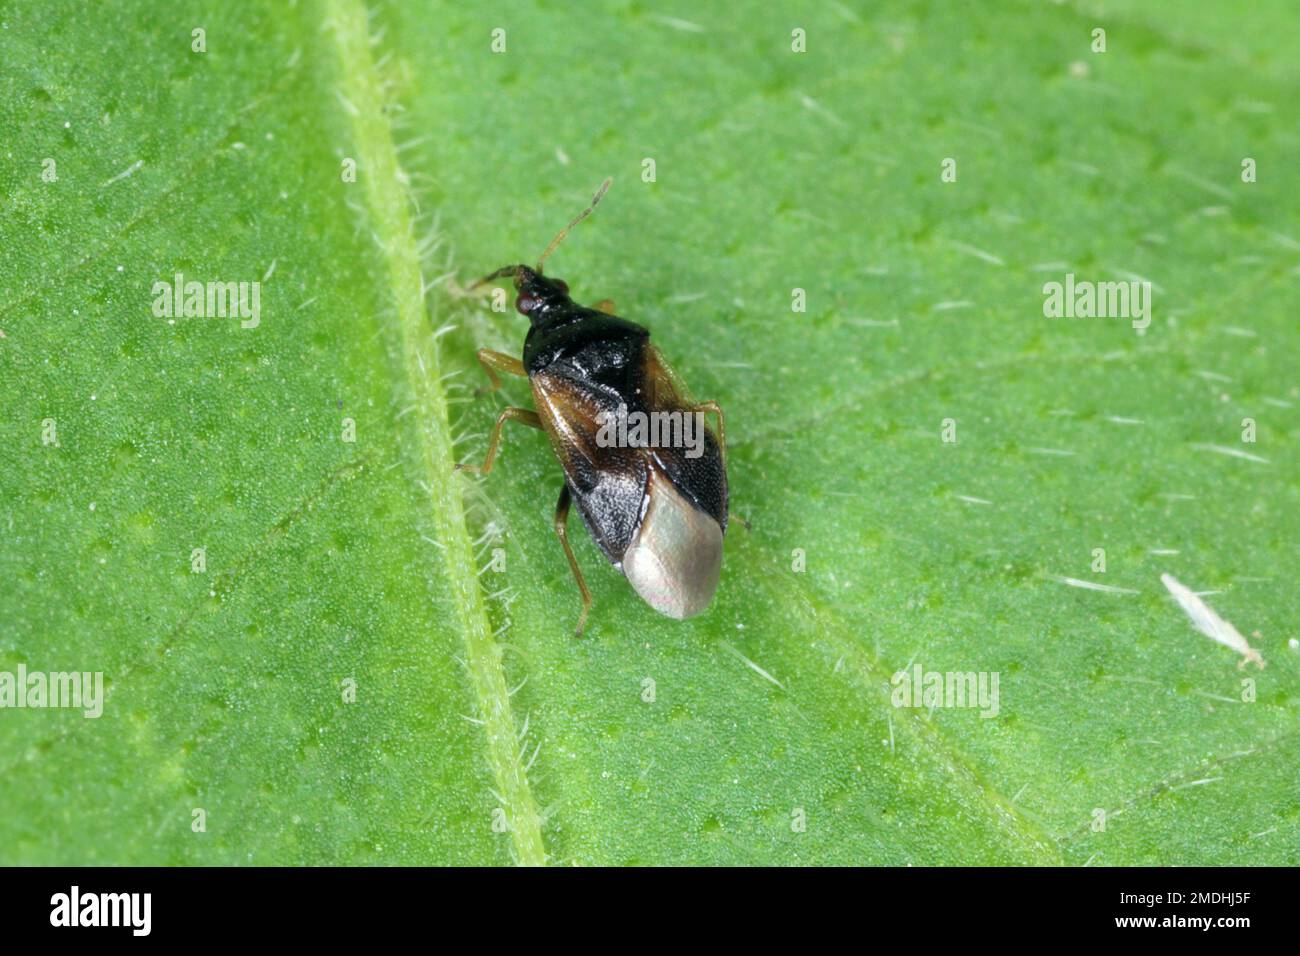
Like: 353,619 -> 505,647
324,0 -> 545,865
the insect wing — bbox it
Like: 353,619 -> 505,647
640,346 -> 728,529
530,369 -> 648,563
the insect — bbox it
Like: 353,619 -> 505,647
457,179 -> 728,637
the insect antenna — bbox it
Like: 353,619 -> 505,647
468,264 -> 524,290
535,177 -> 613,273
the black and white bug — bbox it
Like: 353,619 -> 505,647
457,180 -> 728,636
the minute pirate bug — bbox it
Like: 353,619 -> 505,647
456,179 -> 728,637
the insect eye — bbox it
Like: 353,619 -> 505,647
554,279 -> 569,295
516,294 -> 537,315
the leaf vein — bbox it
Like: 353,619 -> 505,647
325,0 -> 546,865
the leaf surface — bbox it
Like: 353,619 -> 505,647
1,0 -> 1296,865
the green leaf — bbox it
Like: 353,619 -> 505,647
2,0 -> 1296,865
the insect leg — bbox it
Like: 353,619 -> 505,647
691,400 -> 726,460
474,348 -> 527,395
455,407 -> 541,475
554,484 -> 593,638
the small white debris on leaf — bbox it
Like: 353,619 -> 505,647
1160,573 -> 1264,669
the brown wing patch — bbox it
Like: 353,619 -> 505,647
642,344 -> 694,412
530,369 -> 612,468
